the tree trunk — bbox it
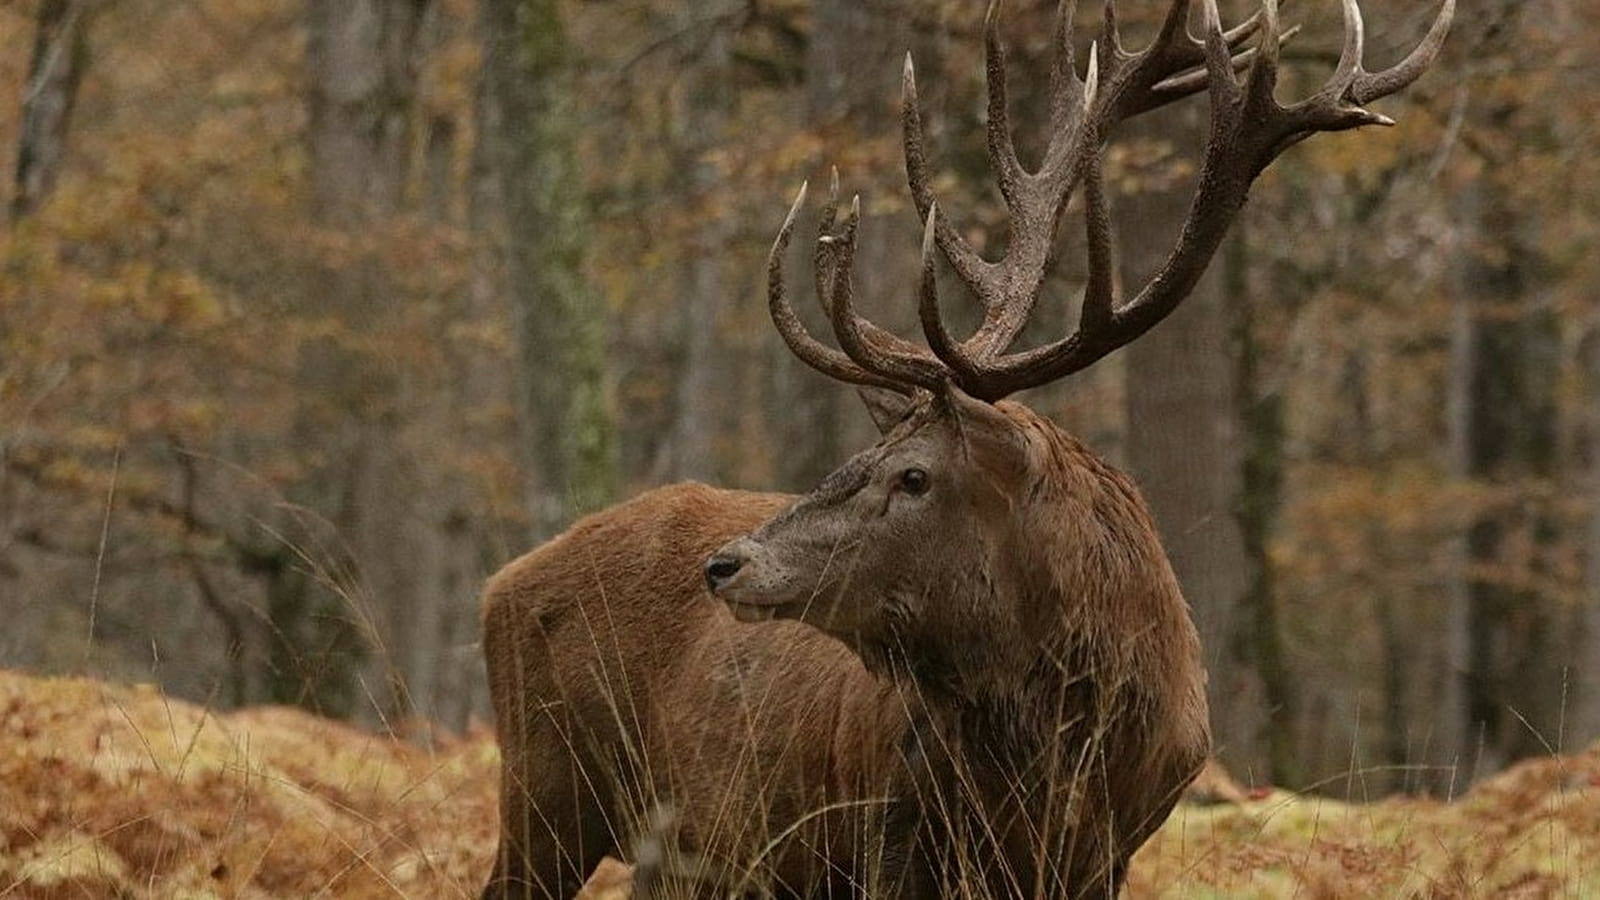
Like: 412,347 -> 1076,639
1227,227 -> 1299,786
12,0 -> 90,220
1577,326 -> 1600,748
1447,128 -> 1563,781
423,113 -> 457,224
480,0 -> 617,541
294,0 -> 436,720
1345,346 -> 1419,793
305,0 -> 430,224
1439,220 -> 1477,793
1123,115 -> 1259,781
671,17 -> 734,483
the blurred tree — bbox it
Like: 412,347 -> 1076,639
479,0 -> 617,541
669,6 -> 738,484
287,0 -> 437,717
11,0 -> 92,220
1120,108 -> 1260,781
1442,0 -> 1566,781
1581,321 -> 1600,744
1227,224 -> 1300,787
1450,154 -> 1563,777
305,0 -> 432,224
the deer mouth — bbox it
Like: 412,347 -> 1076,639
724,598 -> 809,624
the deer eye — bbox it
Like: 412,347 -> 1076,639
897,468 -> 930,496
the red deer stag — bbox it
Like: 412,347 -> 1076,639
482,1 -> 1450,896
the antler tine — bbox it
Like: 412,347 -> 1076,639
902,53 -> 997,302
834,193 -> 954,369
1106,0 -> 1261,58
825,196 -> 949,391
1148,0 -> 1190,55
1284,0 -> 1455,136
767,182 -> 916,394
1102,0 -> 1125,54
812,167 -> 842,317
917,0 -> 1297,371
918,201 -> 980,379
1150,24 -> 1300,97
772,0 -> 1447,401
810,174 -> 942,371
1173,0 -> 1291,65
953,0 -> 1449,397
1245,0 -> 1282,109
984,0 -> 1025,210
1108,0 -> 1300,121
1198,0 -> 1243,104
910,1 -> 1107,367
1331,0 -> 1365,89
1078,140 -> 1116,338
1046,0 -> 1082,131
1350,0 -> 1454,104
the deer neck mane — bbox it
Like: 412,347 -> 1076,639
887,578 -> 1152,767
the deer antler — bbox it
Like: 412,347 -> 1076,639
769,0 -> 1453,401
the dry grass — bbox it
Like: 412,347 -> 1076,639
1132,755 -> 1600,898
2,669 -> 1598,899
0,670 -> 494,898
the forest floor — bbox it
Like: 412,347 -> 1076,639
1,670 -> 1597,899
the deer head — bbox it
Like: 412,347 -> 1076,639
707,0 -> 1451,681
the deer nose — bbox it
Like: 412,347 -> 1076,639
704,554 -> 744,593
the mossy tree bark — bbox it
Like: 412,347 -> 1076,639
480,0 -> 617,542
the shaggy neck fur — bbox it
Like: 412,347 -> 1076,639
861,403 -> 1208,896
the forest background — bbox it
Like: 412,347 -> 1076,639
2,0 -> 1595,798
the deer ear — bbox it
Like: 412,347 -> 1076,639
941,384 -> 1010,431
941,385 -> 1031,480
857,387 -> 914,435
